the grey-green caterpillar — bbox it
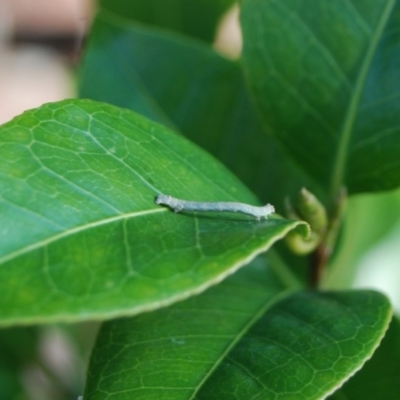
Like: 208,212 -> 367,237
155,194 -> 275,220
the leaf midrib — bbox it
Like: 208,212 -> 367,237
329,0 -> 396,200
189,289 -> 294,399
0,207 -> 166,265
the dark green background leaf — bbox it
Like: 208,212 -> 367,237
80,13 -> 174,128
79,10 -> 321,214
99,0 -> 235,42
242,0 -> 400,197
0,99 -> 304,325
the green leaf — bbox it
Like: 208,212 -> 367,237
79,13 -> 174,128
196,290 -> 391,399
329,316 -> 400,399
241,0 -> 400,197
99,0 -> 235,42
79,11 -> 320,210
84,262 -> 391,399
84,260 -> 288,400
0,99 -> 304,325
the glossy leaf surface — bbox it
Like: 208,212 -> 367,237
242,0 -> 400,196
99,0 -> 234,42
84,263 -> 391,400
79,14 -> 173,129
0,99 -> 304,325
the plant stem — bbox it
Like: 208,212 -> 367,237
310,244 -> 330,289
309,188 -> 347,288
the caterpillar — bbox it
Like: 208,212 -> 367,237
155,194 -> 275,220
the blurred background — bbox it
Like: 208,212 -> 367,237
0,0 -> 242,125
0,0 -> 93,125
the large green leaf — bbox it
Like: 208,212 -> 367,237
84,260 -> 288,399
99,0 -> 235,42
329,316 -> 400,400
84,260 -> 391,399
196,290 -> 391,399
0,99 -> 305,325
241,0 -> 400,197
79,11 -> 321,211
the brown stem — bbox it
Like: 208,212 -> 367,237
309,187 -> 347,288
309,244 -> 331,288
